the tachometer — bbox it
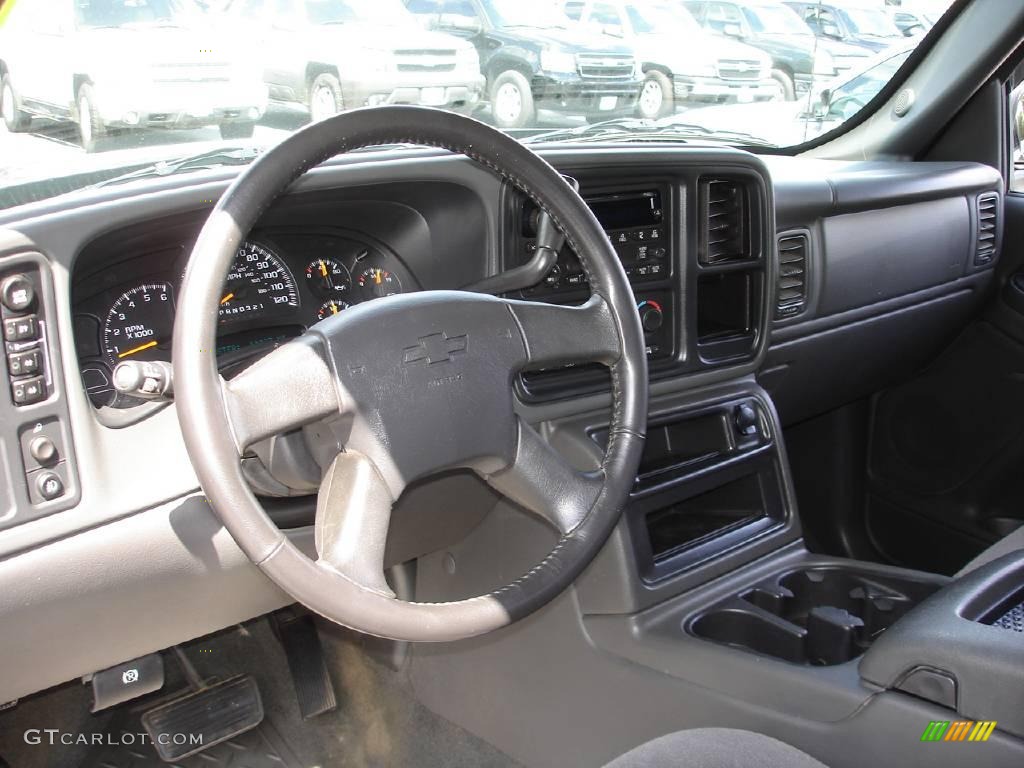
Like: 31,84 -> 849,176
357,266 -> 402,300
219,241 -> 299,321
103,282 -> 174,365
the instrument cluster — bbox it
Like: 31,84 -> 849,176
73,230 -> 414,409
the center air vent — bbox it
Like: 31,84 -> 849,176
776,232 -> 808,319
700,179 -> 749,264
975,193 -> 999,265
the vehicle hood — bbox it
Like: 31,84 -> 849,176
641,31 -> 768,68
750,31 -> 816,54
509,25 -> 634,54
816,37 -> 872,58
304,22 -> 474,52
674,100 -> 823,146
77,24 -> 249,65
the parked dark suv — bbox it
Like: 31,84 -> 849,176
785,1 -> 905,53
684,0 -> 869,99
406,0 -> 642,128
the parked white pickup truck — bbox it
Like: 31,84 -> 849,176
0,0 -> 269,151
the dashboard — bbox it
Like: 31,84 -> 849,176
0,144 -> 1004,707
72,226 -> 417,408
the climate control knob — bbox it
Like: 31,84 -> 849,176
637,300 -> 664,332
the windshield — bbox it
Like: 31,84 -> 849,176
627,3 -> 699,35
306,0 -> 414,25
485,0 -> 568,28
0,0 -> 943,208
839,7 -> 902,37
744,4 -> 812,35
76,0 -> 193,28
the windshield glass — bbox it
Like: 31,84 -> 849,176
627,3 -> 699,35
485,0 -> 568,28
744,3 -> 812,35
839,7 -> 902,37
305,0 -> 414,25
0,0 -> 947,208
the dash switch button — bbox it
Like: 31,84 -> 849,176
36,471 -> 65,501
30,435 -> 58,466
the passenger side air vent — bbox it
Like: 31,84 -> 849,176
700,179 -> 749,264
975,193 -> 999,265
776,232 -> 808,319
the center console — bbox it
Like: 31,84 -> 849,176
504,170 -> 770,401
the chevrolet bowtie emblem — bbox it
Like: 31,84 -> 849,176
402,331 -> 468,365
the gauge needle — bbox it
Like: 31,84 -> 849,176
319,260 -> 328,277
374,269 -> 382,285
328,301 -> 339,315
220,292 -> 234,304
118,340 -> 158,359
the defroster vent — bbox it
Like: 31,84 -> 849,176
776,232 -> 808,319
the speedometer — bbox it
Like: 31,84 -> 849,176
218,241 -> 299,321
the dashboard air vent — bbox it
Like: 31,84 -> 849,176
700,179 -> 749,264
975,193 -> 999,265
776,232 -> 808,319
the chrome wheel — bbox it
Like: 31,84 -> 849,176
310,84 -> 339,122
493,82 -> 523,126
1,83 -> 15,125
638,78 -> 665,119
78,94 -> 92,147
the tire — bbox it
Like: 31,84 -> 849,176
769,69 -> 795,102
489,70 -> 535,130
1,74 -> 32,132
307,73 -> 344,122
219,121 -> 256,140
636,70 -> 673,119
77,83 -> 107,152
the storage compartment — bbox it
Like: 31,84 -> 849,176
689,566 -> 944,666
646,473 -> 765,560
697,271 -> 753,343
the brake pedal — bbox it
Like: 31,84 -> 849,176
141,675 -> 263,762
275,613 -> 338,719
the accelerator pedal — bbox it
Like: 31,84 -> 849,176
141,675 -> 263,762
275,612 -> 338,719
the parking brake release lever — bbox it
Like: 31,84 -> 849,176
463,175 -> 578,295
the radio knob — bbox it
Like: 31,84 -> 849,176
638,301 -> 663,332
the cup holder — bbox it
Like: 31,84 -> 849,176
689,567 -> 943,666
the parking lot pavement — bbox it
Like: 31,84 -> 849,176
0,103 -> 589,194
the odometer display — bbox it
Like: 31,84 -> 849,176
103,282 -> 174,365
219,241 -> 299,321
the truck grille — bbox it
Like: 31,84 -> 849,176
394,49 -> 457,73
577,54 -> 635,80
151,62 -> 232,83
717,59 -> 762,81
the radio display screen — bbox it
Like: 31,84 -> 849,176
588,190 -> 663,231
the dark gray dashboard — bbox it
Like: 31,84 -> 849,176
0,144 -> 1004,704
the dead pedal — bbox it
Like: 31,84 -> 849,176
140,675 -> 263,762
276,613 -> 338,719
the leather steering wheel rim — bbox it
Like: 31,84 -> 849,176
173,106 -> 648,642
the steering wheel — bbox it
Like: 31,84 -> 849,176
173,107 -> 647,641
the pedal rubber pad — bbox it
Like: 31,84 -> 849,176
141,675 -> 263,762
277,614 -> 338,719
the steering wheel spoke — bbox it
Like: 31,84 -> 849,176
503,294 -> 621,371
484,418 -> 603,535
314,451 -> 397,598
222,335 -> 344,451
